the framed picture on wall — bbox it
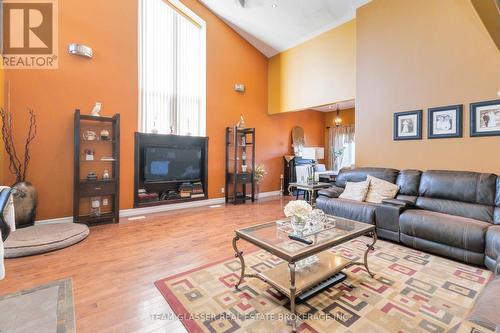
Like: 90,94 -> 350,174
470,99 -> 500,137
393,110 -> 422,140
428,104 -> 463,139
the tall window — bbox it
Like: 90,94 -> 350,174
139,0 -> 206,136
328,125 -> 355,172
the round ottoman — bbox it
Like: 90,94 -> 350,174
4,223 -> 89,258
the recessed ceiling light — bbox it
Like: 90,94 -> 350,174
272,4 -> 277,8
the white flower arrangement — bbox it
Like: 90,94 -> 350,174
284,200 -> 313,219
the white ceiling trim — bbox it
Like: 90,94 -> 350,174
310,99 -> 355,112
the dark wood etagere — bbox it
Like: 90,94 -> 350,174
225,127 -> 255,204
73,109 -> 120,225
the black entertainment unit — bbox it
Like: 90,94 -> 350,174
134,133 -> 208,208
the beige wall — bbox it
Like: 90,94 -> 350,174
268,20 -> 356,114
356,0 -> 500,173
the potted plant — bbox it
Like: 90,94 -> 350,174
0,108 -> 37,228
254,164 -> 267,199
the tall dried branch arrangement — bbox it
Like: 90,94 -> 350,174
0,108 -> 37,183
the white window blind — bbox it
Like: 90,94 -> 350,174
139,0 -> 206,136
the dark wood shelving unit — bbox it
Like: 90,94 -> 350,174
225,127 -> 255,204
73,109 -> 120,225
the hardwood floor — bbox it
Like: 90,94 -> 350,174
0,196 -> 291,333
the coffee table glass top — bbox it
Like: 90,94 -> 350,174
236,215 -> 374,261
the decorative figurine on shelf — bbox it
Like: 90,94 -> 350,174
84,149 -> 95,161
87,171 -> 98,180
241,136 -> 246,146
103,170 -> 110,180
237,114 -> 246,129
90,197 -> 101,217
100,129 -> 110,141
90,102 -> 102,117
242,164 -> 247,172
82,130 -> 97,141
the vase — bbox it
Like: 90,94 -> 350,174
255,181 -> 260,200
291,215 -> 306,235
12,181 -> 38,229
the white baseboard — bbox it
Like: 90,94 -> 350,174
35,191 -> 281,225
119,197 -> 226,218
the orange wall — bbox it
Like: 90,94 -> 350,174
4,0 -> 325,220
356,0 -> 500,173
324,108 -> 355,128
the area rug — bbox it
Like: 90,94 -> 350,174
155,238 -> 493,333
0,278 -> 75,333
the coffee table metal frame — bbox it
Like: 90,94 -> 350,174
232,217 -> 377,332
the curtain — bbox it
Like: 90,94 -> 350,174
328,125 -> 355,172
140,0 -> 205,136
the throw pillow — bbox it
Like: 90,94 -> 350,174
365,175 -> 400,204
339,181 -> 370,202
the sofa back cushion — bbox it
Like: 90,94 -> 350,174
417,170 -> 497,223
415,197 -> 494,223
396,170 -> 422,196
335,167 -> 399,188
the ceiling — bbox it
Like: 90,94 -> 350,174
199,0 -> 371,57
310,99 -> 355,112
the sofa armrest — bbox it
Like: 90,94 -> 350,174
318,186 -> 344,199
0,188 -> 13,242
382,198 -> 414,207
466,276 -> 500,332
375,203 -> 406,240
496,257 -> 500,277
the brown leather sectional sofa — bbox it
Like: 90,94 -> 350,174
316,167 -> 500,270
316,167 -> 500,331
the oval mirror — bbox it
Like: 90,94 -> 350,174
291,126 -> 305,156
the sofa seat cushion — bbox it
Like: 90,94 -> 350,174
467,276 -> 500,332
400,209 -> 489,253
316,197 -> 377,224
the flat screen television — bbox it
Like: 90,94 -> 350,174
144,146 -> 202,182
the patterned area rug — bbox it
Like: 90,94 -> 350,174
155,238 -> 492,333
0,278 -> 75,333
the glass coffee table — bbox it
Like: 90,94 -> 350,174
232,215 -> 376,332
